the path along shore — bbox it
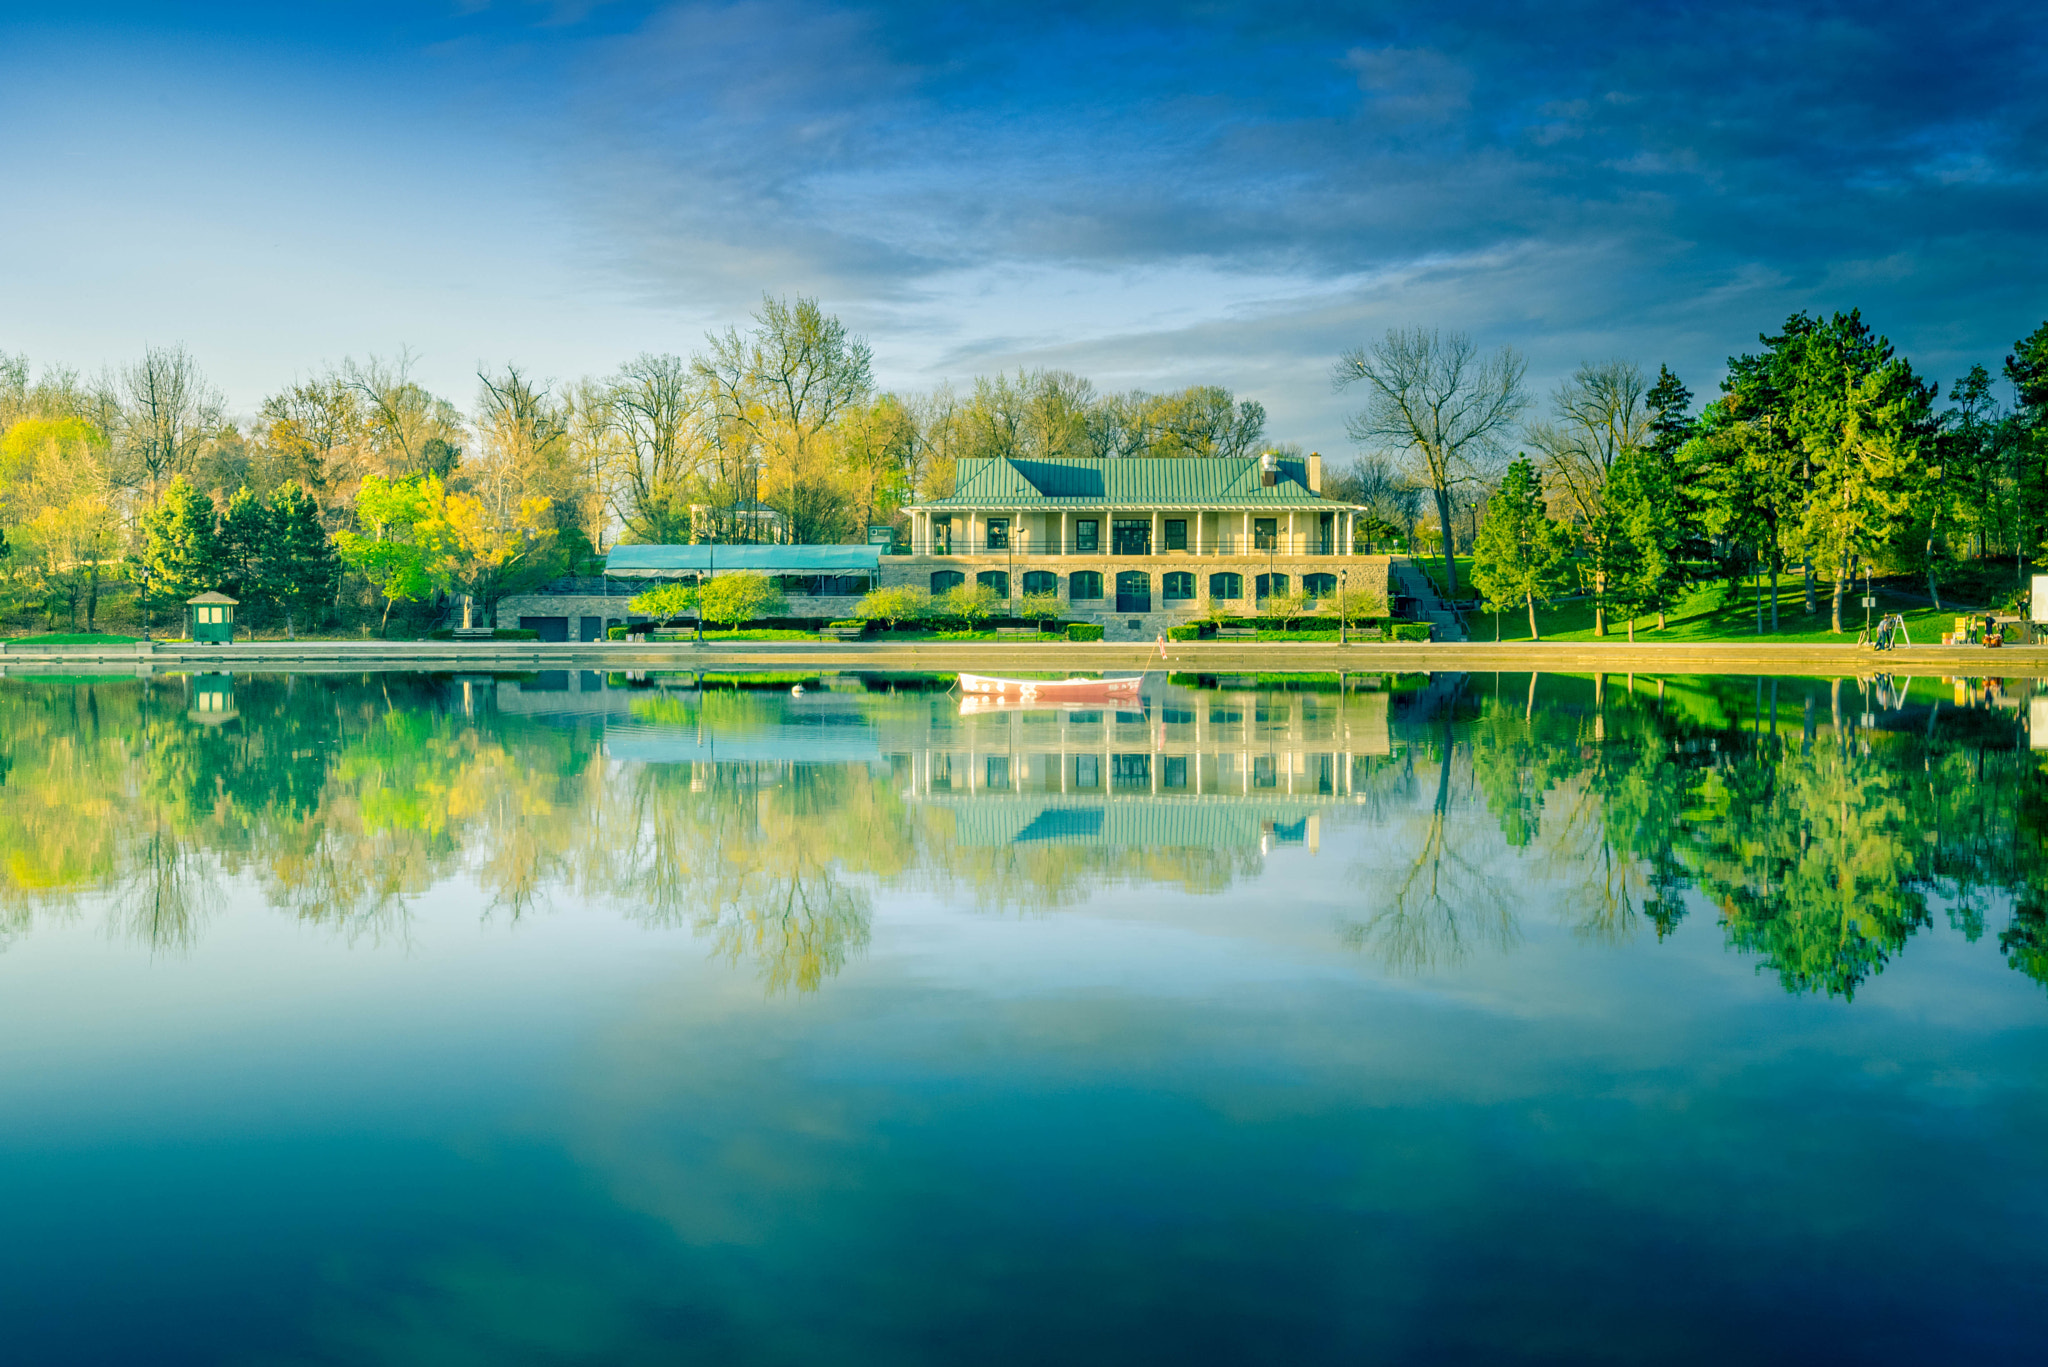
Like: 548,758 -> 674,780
3,637 -> 2046,678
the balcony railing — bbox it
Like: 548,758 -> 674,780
910,535 -> 1345,557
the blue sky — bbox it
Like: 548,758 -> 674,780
1,0 -> 2042,451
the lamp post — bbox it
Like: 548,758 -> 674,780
695,538 -> 715,646
1339,568 -> 1348,647
1010,525 -> 1025,618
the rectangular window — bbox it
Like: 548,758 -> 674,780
1112,520 -> 1151,555
1254,517 -> 1278,550
1074,519 -> 1099,553
986,517 -> 1009,550
933,516 -> 952,553
1164,519 -> 1187,551
1163,756 -> 1188,789
985,756 -> 1011,790
1111,753 -> 1152,789
1073,754 -> 1100,789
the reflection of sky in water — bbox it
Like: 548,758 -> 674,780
0,671 -> 2044,1363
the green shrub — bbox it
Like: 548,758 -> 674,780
1391,622 -> 1433,641
1066,622 -> 1105,641
629,582 -> 698,618
827,619 -> 866,629
1018,590 -> 1063,627
856,584 -> 932,626
1167,624 -> 1206,641
700,573 -> 789,631
493,628 -> 541,640
607,625 -> 628,640
939,582 -> 1001,624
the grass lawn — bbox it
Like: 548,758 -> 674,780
1466,580 -> 1962,644
6,632 -> 141,645
1406,554 -> 2024,643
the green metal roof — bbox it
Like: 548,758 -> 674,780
606,544 -> 882,578
922,795 -> 1340,848
910,457 -> 1356,511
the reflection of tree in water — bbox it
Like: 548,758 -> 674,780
1358,671 -> 2048,1000
1342,683 -> 1518,971
607,760 -> 884,994
8,671 -> 2048,998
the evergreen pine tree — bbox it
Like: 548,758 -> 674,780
1608,451 -> 1681,637
265,480 -> 336,636
216,486 -> 273,620
2005,321 -> 2048,577
139,476 -> 223,624
1471,457 -> 1571,640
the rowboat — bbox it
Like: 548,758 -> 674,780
957,672 -> 1142,703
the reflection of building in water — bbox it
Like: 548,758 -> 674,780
185,673 -> 239,726
485,672 -> 1403,850
909,682 -> 1393,853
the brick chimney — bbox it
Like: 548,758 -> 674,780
1306,451 -> 1323,493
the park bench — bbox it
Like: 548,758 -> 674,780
819,625 -> 867,640
995,626 -> 1045,639
1216,626 -> 1258,641
649,628 -> 696,642
1351,626 -> 1383,640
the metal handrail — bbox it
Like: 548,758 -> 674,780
910,535 -> 1344,557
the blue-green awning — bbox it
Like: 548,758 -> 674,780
606,544 -> 882,578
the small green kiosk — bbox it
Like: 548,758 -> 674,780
188,591 -> 239,643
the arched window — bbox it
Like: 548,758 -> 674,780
977,569 -> 1009,599
1069,570 -> 1104,600
1021,570 -> 1059,596
1115,571 -> 1151,612
1162,571 -> 1195,601
1208,572 -> 1243,601
931,570 -> 964,594
1302,573 -> 1336,599
1255,573 -> 1289,601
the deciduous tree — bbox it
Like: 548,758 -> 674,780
1333,328 -> 1528,600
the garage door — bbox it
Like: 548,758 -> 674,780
519,616 -> 569,642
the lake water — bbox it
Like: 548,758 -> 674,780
2,667 -> 2044,1365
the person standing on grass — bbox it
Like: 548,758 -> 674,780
1157,631 -> 1168,660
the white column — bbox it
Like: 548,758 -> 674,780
1242,511 -> 1250,555
1061,510 -> 1069,555
1152,510 -> 1161,557
1287,511 -> 1297,556
1194,511 -> 1204,556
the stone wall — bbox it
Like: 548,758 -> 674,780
493,590 -> 864,634
881,554 -> 1394,641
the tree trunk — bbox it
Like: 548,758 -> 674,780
1928,561 -> 1941,612
1803,558 -> 1815,614
1830,562 -> 1846,633
1433,487 -> 1458,600
1626,615 -> 1635,642
1769,558 -> 1780,633
87,558 -> 100,633
1527,590 -> 1541,641
1593,568 -> 1606,637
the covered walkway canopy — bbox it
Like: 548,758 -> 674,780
604,544 -> 883,579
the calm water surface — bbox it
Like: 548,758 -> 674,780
2,668 -> 2045,1364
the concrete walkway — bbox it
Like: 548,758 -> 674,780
3,637 -> 2045,677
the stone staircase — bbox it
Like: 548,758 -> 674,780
1389,557 -> 1468,642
